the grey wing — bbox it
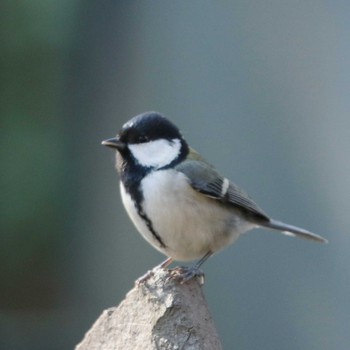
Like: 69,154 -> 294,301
175,159 -> 270,222
176,155 -> 328,243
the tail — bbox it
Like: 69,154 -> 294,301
262,219 -> 328,243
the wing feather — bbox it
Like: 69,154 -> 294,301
174,149 -> 327,243
175,152 -> 269,221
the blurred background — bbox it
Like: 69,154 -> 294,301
1,1 -> 350,349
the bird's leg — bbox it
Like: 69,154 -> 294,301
135,257 -> 173,285
171,251 -> 213,284
158,257 -> 174,269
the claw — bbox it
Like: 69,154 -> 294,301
169,251 -> 212,285
135,252 -> 212,286
170,266 -> 205,285
135,257 -> 173,285
135,269 -> 154,285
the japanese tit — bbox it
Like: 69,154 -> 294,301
102,112 -> 327,281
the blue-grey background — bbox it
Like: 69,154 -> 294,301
1,1 -> 349,349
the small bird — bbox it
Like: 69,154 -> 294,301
102,112 -> 327,282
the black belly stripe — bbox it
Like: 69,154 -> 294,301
120,156 -> 166,249
135,202 -> 166,248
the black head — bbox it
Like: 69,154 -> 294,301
102,112 -> 189,170
118,112 -> 183,145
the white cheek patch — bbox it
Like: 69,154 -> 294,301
128,138 -> 181,168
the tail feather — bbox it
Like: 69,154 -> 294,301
262,219 -> 328,243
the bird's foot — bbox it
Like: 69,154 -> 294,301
169,266 -> 205,285
135,269 -> 155,285
135,257 -> 173,285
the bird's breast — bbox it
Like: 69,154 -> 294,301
121,169 -> 253,261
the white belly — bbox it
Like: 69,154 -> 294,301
120,169 -> 254,261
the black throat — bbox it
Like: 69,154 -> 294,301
118,140 -> 189,249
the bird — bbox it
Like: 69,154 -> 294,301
102,111 -> 327,282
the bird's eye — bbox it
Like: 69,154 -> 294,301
137,135 -> 149,143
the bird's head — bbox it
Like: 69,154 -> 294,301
102,112 -> 189,170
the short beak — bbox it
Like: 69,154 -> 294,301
101,137 -> 126,151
